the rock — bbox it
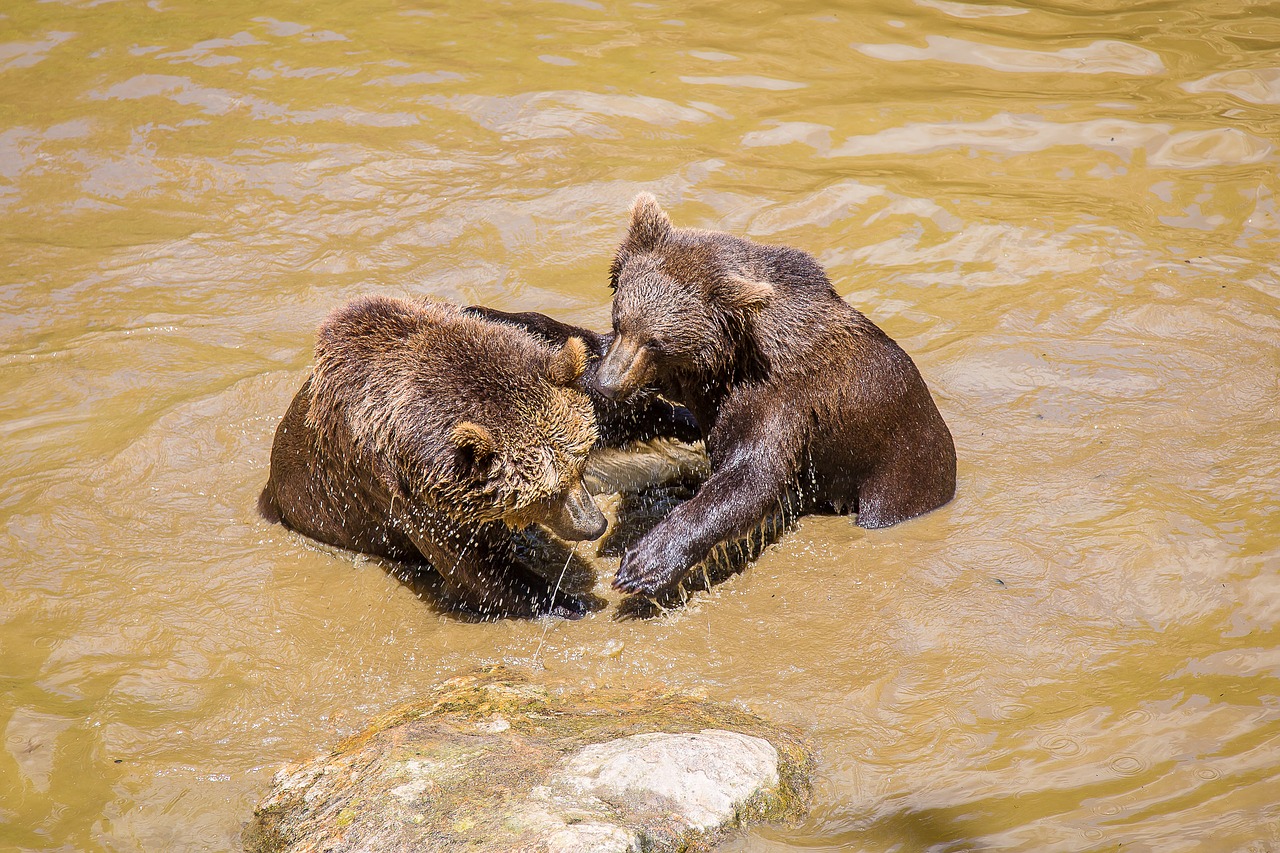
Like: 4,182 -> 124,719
559,730 -> 781,830
244,667 -> 812,853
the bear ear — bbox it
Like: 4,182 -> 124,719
623,192 -> 672,253
548,336 -> 589,387
450,421 -> 497,473
720,275 -> 774,311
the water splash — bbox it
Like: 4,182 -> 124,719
532,543 -> 576,669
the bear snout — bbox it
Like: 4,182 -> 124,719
547,481 -> 608,542
596,336 -> 649,401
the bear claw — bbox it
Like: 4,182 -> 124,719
614,534 -> 688,595
612,565 -> 667,596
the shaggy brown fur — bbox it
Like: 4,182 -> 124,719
460,305 -> 701,451
259,295 -> 610,619
597,193 -> 957,597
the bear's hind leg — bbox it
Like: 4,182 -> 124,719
854,456 -> 954,530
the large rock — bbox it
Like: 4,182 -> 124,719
244,667 -> 812,852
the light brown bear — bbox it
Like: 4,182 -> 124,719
260,294 -> 690,619
596,194 -> 957,597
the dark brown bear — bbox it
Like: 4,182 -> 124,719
596,193 -> 957,596
260,295 -> 657,619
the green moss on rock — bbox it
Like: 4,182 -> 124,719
246,666 -> 812,853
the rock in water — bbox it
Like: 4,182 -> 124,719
559,730 -> 781,829
244,667 -> 812,853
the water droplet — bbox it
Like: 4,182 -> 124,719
1108,754 -> 1146,777
1037,734 -> 1082,756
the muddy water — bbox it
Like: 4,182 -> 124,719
2,0 -> 1277,849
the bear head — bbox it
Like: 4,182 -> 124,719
445,332 -> 606,541
597,193 -> 774,401
308,296 -> 606,542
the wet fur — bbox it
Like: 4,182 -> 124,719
604,194 -> 957,596
260,296 -> 689,619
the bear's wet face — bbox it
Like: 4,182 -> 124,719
494,435 -> 607,542
445,370 -> 605,542
599,270 -> 721,401
599,196 -> 775,401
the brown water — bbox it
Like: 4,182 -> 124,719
2,0 -> 1277,849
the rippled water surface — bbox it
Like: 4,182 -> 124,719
2,0 -> 1278,850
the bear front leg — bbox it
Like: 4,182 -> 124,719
613,441 -> 795,595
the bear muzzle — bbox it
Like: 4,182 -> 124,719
543,480 -> 608,542
595,336 -> 651,401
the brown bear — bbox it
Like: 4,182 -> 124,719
259,294 -> 696,619
596,193 -> 957,597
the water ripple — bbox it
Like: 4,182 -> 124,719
1108,754 -> 1149,777
855,36 -> 1164,76
828,113 -> 1272,167
1037,734 -> 1083,757
1184,67 -> 1280,105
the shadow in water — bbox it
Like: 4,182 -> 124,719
815,806 -> 994,853
376,528 -> 608,623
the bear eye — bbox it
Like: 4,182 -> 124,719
645,337 -> 662,353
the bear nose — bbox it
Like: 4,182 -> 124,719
561,481 -> 607,541
571,490 -> 607,541
596,375 -> 620,399
595,336 -> 643,401
595,357 -> 624,400
581,509 -> 607,541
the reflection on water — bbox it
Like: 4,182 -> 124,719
1,0 -> 1277,850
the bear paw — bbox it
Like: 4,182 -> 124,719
613,535 -> 688,595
